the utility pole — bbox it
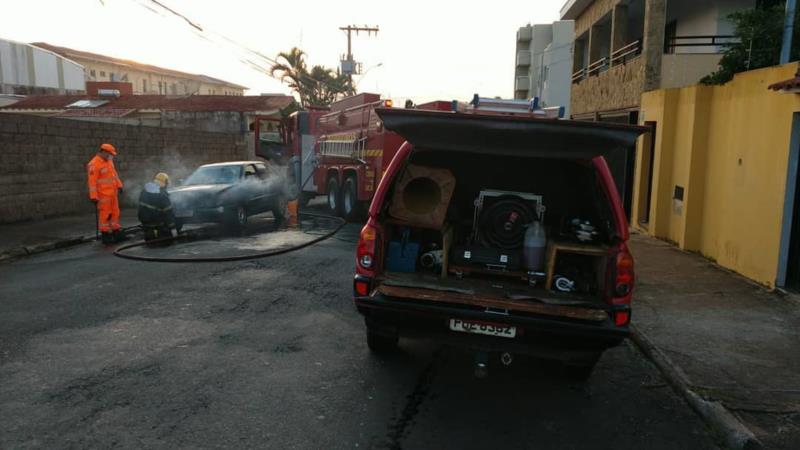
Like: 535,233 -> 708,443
339,25 -> 379,84
781,0 -> 797,65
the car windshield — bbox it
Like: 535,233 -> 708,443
185,165 -> 242,185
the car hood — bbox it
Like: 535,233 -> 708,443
169,184 -> 234,208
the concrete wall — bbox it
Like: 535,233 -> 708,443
0,113 -> 246,223
541,21 -> 576,115
632,63 -> 800,287
665,0 -> 755,53
571,56 -> 644,116
660,53 -> 722,89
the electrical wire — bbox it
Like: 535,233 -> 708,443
125,0 -> 358,94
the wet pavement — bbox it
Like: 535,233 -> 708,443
0,208 -> 719,449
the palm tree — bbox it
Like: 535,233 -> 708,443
270,47 -> 309,106
271,48 -> 358,107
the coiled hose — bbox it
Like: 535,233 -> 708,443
113,212 -> 346,263
477,196 -> 536,250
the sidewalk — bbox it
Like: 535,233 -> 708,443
629,233 -> 800,449
0,209 -> 139,261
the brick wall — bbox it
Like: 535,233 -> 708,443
0,113 -> 246,223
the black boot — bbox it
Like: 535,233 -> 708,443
101,232 -> 114,245
113,230 -> 128,243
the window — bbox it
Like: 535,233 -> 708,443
142,79 -> 147,93
254,164 -> 269,180
170,83 -> 177,95
100,71 -> 106,77
90,69 -> 96,77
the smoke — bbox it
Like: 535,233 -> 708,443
120,146 -> 214,206
118,147 -> 297,208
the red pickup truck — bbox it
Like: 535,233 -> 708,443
352,104 -> 646,379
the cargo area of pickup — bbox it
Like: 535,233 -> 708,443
371,150 -> 619,321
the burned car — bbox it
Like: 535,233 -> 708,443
169,161 -> 287,231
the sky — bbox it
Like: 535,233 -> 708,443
1,0 -> 564,103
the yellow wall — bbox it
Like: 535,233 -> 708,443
632,63 -> 800,287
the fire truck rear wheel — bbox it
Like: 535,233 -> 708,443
342,176 -> 361,221
327,177 -> 341,216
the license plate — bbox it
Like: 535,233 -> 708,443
175,209 -> 194,218
449,319 -> 516,338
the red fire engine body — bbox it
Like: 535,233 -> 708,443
307,93 -> 406,220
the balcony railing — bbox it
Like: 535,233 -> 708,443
610,40 -> 641,66
587,57 -> 609,76
572,68 -> 586,83
664,35 -> 739,53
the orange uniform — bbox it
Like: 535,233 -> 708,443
87,154 -> 123,233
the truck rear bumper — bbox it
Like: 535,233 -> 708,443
355,292 -> 628,363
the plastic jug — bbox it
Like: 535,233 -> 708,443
523,221 -> 547,271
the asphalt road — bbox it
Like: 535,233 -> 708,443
0,212 -> 719,449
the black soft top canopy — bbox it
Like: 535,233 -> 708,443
376,108 -> 648,158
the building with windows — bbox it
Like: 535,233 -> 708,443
0,38 -> 85,97
564,0 -> 756,122
31,42 -> 246,96
561,0 -> 758,220
514,21 -> 575,116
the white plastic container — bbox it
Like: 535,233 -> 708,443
523,221 -> 547,271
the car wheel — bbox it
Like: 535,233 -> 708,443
225,205 -> 247,232
342,176 -> 361,222
366,329 -> 399,353
327,177 -> 341,216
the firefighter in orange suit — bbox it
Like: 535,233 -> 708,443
87,143 -> 125,244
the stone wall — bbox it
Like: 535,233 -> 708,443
570,57 -> 645,116
0,113 -> 246,223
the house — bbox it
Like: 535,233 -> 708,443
0,82 -> 293,134
563,0 -> 755,123
561,0 -> 758,218
513,21 -> 575,116
31,42 -> 246,96
0,37 -> 85,97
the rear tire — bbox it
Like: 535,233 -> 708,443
342,176 -> 361,221
327,177 -> 341,216
366,330 -> 399,353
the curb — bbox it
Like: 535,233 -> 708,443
0,235 -> 95,263
0,226 -> 140,264
630,324 -> 762,450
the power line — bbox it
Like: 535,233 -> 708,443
129,0 -> 356,95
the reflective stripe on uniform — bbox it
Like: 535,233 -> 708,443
139,202 -> 172,212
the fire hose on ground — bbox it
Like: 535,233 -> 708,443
112,212 -> 347,263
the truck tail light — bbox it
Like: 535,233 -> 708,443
612,247 -> 634,305
384,99 -> 393,108
356,222 -> 377,274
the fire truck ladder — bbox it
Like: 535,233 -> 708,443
463,95 -> 566,119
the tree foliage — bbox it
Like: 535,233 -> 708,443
702,5 -> 799,85
270,47 -> 355,107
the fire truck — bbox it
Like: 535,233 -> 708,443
302,93 -> 407,220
